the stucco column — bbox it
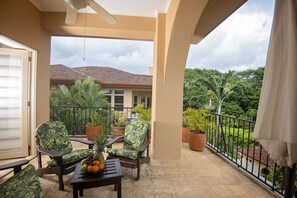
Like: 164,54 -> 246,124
151,0 -> 208,160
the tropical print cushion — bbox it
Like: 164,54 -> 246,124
0,164 -> 43,198
123,119 -> 149,151
36,121 -> 73,155
47,149 -> 92,167
106,148 -> 139,160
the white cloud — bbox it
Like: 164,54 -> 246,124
51,0 -> 275,74
186,0 -> 275,72
51,37 -> 153,74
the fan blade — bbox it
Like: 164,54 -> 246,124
89,1 -> 117,25
65,5 -> 78,25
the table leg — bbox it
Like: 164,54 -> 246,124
117,179 -> 122,198
73,186 -> 78,198
79,189 -> 83,197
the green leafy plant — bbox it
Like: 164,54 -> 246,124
112,112 -> 127,127
86,112 -> 104,127
131,104 -> 151,122
182,108 -> 193,128
93,133 -> 107,153
187,108 -> 209,134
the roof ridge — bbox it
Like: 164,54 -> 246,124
73,66 -> 144,76
50,64 -> 152,87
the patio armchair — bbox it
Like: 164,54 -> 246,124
0,160 -> 43,197
35,121 -> 94,191
105,118 -> 150,181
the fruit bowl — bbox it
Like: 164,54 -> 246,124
81,156 -> 105,175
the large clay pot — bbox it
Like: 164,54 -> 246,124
188,132 -> 206,151
111,126 -> 125,139
86,126 -> 103,140
182,127 -> 190,142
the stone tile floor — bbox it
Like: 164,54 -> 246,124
1,142 -> 276,198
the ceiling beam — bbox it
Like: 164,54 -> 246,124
41,12 -> 156,41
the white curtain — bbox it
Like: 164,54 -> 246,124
254,0 -> 297,166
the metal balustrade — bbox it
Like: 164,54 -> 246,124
206,113 -> 296,197
50,106 -> 296,197
50,106 -> 134,136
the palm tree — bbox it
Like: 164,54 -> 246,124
50,76 -> 108,107
50,77 -> 109,134
198,70 -> 241,115
198,70 -> 242,151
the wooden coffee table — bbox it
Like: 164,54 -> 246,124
70,158 -> 123,198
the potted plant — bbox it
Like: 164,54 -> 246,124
187,108 -> 209,151
86,111 -> 104,140
182,108 -> 192,142
111,111 -> 127,138
131,104 -> 151,123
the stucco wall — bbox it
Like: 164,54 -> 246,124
0,0 -> 51,126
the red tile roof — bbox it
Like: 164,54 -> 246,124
239,146 -> 275,167
50,64 -> 152,88
51,64 -> 87,81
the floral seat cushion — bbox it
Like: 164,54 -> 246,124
107,119 -> 149,160
0,164 -> 43,198
106,148 -> 139,160
36,121 -> 73,155
123,119 -> 149,150
47,149 -> 92,167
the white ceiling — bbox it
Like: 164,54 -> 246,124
29,0 -> 171,17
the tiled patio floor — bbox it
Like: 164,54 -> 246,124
1,142 -> 275,198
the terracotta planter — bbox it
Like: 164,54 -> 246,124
188,132 -> 206,151
86,126 -> 103,140
111,126 -> 125,138
182,127 -> 190,142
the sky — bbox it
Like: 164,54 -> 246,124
50,0 -> 275,75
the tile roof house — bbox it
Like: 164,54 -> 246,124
50,64 -> 152,109
238,146 -> 275,175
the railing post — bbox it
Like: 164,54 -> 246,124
284,164 -> 296,198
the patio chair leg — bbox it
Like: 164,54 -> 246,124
136,160 -> 140,181
58,166 -> 64,191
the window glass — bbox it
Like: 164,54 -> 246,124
106,95 -> 111,103
147,97 -> 152,108
141,97 -> 146,104
115,96 -> 123,103
133,96 -> 138,107
115,90 -> 124,94
105,90 -> 112,104
114,90 -> 124,111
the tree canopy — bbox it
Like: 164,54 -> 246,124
183,67 -> 264,119
50,76 -> 108,107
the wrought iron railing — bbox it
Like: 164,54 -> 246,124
50,106 -> 296,197
50,106 -> 134,136
206,113 -> 296,197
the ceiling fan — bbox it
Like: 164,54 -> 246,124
64,0 -> 117,25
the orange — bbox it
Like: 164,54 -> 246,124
93,160 -> 100,166
87,165 -> 93,173
99,163 -> 105,170
92,165 -> 99,173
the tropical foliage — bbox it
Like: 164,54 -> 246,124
112,111 -> 127,127
183,67 -> 264,119
50,77 -> 110,134
186,108 -> 209,134
50,76 -> 108,107
131,104 -> 151,122
86,111 -> 104,127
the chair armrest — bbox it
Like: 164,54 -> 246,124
137,139 -> 151,154
69,138 -> 94,146
0,160 -> 30,174
105,135 -> 124,148
35,145 -> 62,158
